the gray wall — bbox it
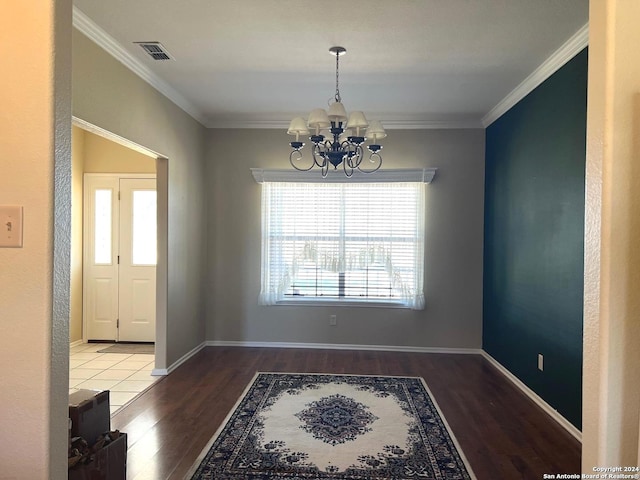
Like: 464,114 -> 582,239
72,29 -> 208,366
206,129 -> 485,349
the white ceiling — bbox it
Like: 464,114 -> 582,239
73,0 -> 589,128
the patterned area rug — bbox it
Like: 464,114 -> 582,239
187,373 -> 475,479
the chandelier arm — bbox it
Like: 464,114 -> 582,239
324,139 -> 335,151
357,144 -> 365,168
357,151 -> 383,174
321,158 -> 330,177
340,139 -> 350,167
342,142 -> 363,169
312,144 -> 326,168
353,145 -> 364,168
289,149 -> 316,171
343,158 -> 354,177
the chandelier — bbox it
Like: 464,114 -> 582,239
287,46 -> 386,177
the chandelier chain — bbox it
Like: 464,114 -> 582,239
335,50 -> 341,103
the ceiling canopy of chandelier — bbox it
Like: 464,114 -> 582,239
287,46 -> 387,177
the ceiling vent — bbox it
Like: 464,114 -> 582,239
134,41 -> 174,61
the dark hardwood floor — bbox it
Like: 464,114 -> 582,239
111,347 -> 581,479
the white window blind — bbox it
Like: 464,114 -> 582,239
257,170 -> 432,309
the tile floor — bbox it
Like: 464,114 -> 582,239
69,342 -> 161,415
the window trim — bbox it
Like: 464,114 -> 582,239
254,168 -> 436,309
251,168 -> 436,185
273,297 -> 409,308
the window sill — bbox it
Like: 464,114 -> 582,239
272,298 -> 411,309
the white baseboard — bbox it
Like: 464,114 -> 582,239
206,340 -> 482,355
480,351 -> 582,442
160,340 -> 581,441
69,339 -> 84,348
151,341 -> 206,376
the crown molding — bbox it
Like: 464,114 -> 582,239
381,119 -> 483,130
72,6 -> 586,132
205,118 -> 483,129
72,6 -> 208,126
205,119 -> 292,129
482,22 -> 589,127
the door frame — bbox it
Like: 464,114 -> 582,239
74,114 -> 169,373
82,173 -> 157,343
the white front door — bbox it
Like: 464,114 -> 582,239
83,176 -> 119,341
84,175 -> 157,342
118,178 -> 157,341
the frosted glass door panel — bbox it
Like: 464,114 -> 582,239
94,189 -> 112,264
132,190 -> 157,265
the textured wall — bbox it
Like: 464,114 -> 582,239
0,1 -> 72,478
70,126 -> 85,343
206,128 -> 485,349
483,49 -> 587,429
583,0 -> 640,468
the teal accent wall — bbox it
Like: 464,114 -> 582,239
483,49 -> 587,429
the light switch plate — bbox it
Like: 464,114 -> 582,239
0,206 -> 23,248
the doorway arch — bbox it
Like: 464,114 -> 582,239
72,117 -> 168,372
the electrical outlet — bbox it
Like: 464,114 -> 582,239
538,354 -> 544,371
329,314 -> 337,326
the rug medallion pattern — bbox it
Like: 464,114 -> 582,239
189,373 -> 474,479
295,393 -> 378,446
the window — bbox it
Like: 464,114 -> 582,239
255,169 -> 435,309
94,189 -> 112,265
131,190 -> 157,265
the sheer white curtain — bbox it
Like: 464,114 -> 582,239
258,171 -> 429,309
